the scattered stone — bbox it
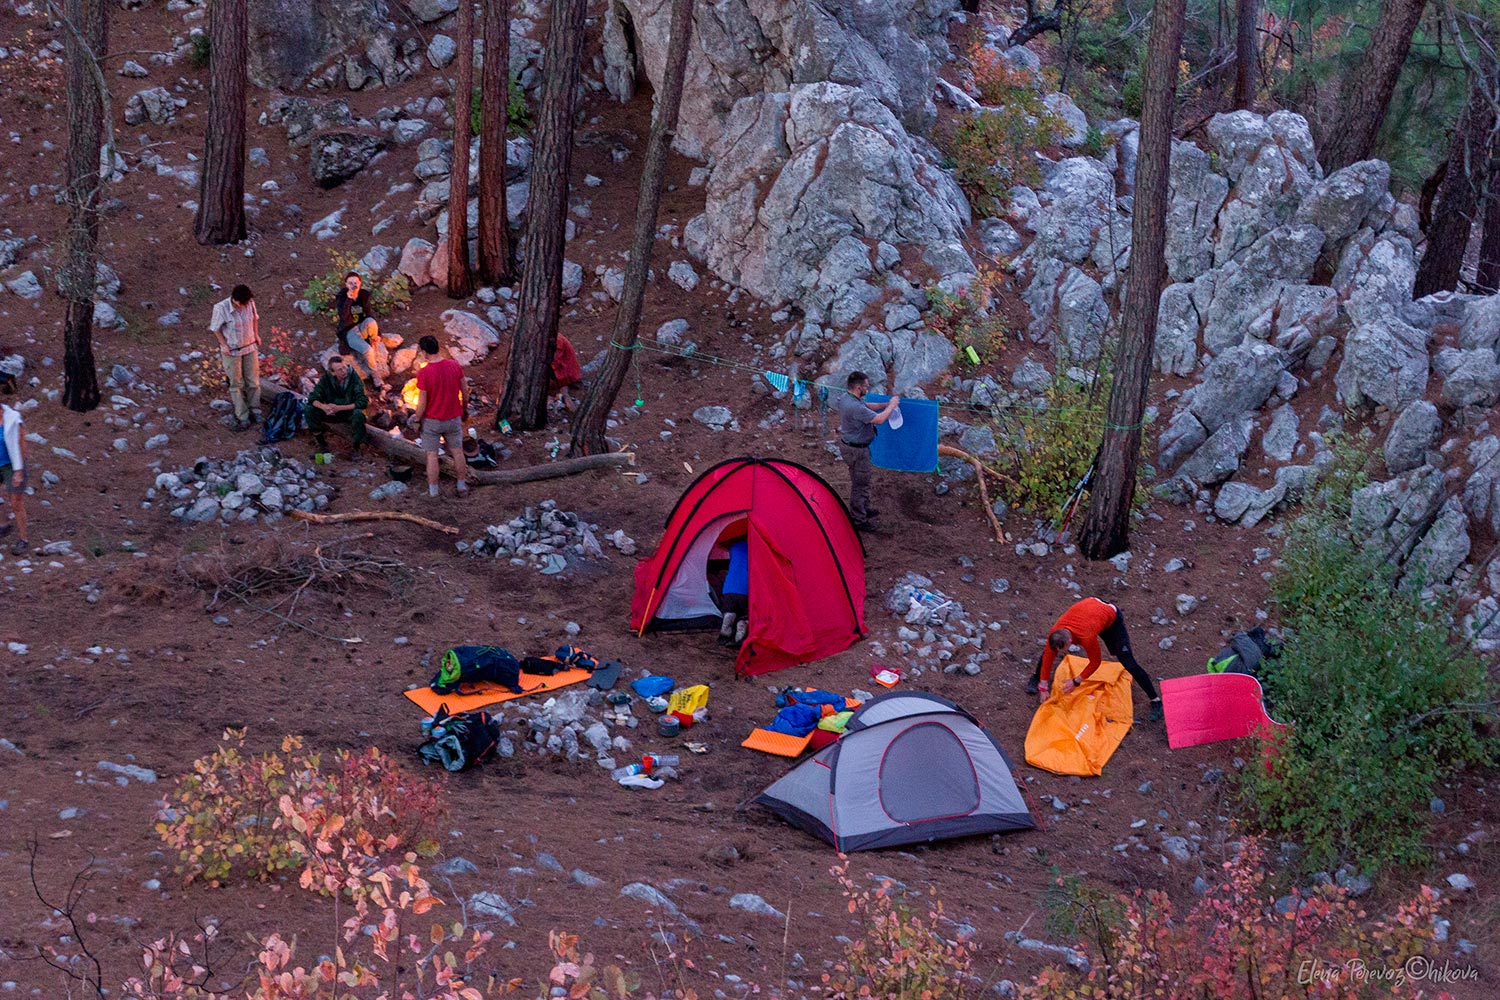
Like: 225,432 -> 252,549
729,893 -> 785,919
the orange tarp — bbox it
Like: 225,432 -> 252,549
403,667 -> 593,715
1024,655 -> 1133,776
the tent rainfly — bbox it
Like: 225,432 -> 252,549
754,692 -> 1035,851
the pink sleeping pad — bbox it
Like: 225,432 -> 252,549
1161,673 -> 1286,749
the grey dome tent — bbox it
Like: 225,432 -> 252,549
753,692 -> 1035,851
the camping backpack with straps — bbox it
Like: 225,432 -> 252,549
1206,627 -> 1281,676
430,646 -> 524,694
261,391 -> 304,443
416,705 -> 500,771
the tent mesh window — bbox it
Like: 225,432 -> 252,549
877,722 -> 980,822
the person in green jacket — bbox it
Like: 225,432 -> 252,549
307,354 -> 368,453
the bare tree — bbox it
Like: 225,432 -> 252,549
1008,0 -> 1065,48
194,0 -> 248,245
446,0 -> 476,297
1479,153 -> 1500,292
495,0 -> 587,430
1414,72 -> 1495,297
477,0 -> 512,285
1233,0 -> 1258,108
571,0 -> 694,456
1321,0 -> 1430,172
1079,0 -> 1187,560
59,0 -> 109,413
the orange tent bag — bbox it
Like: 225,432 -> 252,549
1024,655 -> 1133,776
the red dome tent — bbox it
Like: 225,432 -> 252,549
630,457 -> 866,676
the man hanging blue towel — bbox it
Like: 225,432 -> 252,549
866,394 -> 939,473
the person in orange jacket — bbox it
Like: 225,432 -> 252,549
1029,597 -> 1162,721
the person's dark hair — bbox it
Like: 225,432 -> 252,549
846,371 -> 868,389
1048,630 -> 1071,653
231,284 -> 253,305
345,271 -> 362,282
419,335 -> 440,355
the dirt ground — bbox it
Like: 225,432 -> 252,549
0,3 -> 1496,997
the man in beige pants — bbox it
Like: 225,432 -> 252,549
208,284 -> 261,431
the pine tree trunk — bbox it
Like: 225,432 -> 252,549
1479,149 -> 1500,293
1413,74 -> 1494,297
1232,0 -> 1257,109
477,0 -> 512,285
1320,0 -> 1429,172
194,0 -> 247,245
496,0 -> 587,430
1078,0 -> 1186,561
571,0 -> 694,457
61,0 -> 109,413
446,0 -> 476,298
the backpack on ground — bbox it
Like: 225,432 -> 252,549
416,705 -> 500,771
1206,627 -> 1281,677
430,646 -> 525,694
262,391 -> 304,443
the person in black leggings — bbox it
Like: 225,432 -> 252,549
1028,597 -> 1162,721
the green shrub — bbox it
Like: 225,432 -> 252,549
1235,488 -> 1498,873
302,250 -> 411,323
949,42 -> 1065,216
924,262 -> 1010,366
467,76 -> 531,137
188,32 -> 211,69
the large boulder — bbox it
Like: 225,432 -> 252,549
1292,160 -> 1391,253
310,132 -> 384,188
1435,347 -> 1500,408
1154,283 -> 1199,376
249,0 -> 391,90
1177,416 -> 1253,486
1189,341 -> 1285,433
124,87 -> 179,126
1018,156 -> 1116,266
1332,228 -> 1418,319
825,325 -> 956,394
1164,140 -> 1229,281
1335,308 -> 1430,410
1406,499 -> 1471,587
689,83 -> 971,324
608,0 -> 958,160
1383,401 -> 1441,475
440,310 -> 501,366
1205,111 -> 1320,266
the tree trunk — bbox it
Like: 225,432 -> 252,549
1479,145 -> 1500,293
194,0 -> 247,245
477,0 -> 512,285
1232,0 -> 1257,109
1078,0 -> 1186,561
446,0 -> 476,298
1008,1 -> 1063,49
60,0 -> 109,413
495,0 -> 587,431
1413,74 -> 1495,297
571,0 -> 694,457
1320,0 -> 1429,172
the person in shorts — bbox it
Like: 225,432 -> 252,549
410,335 -> 470,497
1,401 -> 29,555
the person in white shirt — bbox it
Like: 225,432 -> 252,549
208,284 -> 261,431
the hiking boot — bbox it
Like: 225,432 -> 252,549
10,537 -> 27,556
249,411 -> 262,425
233,418 -> 250,432
1025,678 -> 1039,695
0,523 -> 10,540
455,480 -> 470,495
717,613 -> 736,647
314,433 -> 330,452
1147,700 -> 1163,723
428,484 -> 440,498
734,619 -> 749,645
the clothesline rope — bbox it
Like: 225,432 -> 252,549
605,336 -> 1128,427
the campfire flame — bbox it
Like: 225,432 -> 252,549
401,378 -> 421,408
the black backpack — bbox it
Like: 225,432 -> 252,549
261,390 -> 304,443
1207,627 -> 1281,677
430,646 -> 525,695
417,705 -> 501,771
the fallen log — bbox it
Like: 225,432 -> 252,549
937,444 -> 1009,544
259,379 -> 635,486
291,509 -> 460,535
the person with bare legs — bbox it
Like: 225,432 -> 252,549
410,335 -> 469,497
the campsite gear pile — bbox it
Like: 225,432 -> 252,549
754,691 -> 1035,851
1205,627 -> 1282,677
630,458 -> 866,676
158,448 -> 336,524
742,686 -> 863,758
458,500 -> 636,574
416,705 -> 501,771
879,573 -> 998,678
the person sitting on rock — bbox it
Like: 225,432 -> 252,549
307,354 -> 368,456
1030,596 -> 1163,722
332,272 -> 400,391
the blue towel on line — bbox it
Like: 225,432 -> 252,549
866,394 -> 939,473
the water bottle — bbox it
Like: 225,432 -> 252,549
612,762 -> 646,780
645,754 -> 680,769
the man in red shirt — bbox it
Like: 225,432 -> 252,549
410,335 -> 470,498
1030,597 -> 1162,721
